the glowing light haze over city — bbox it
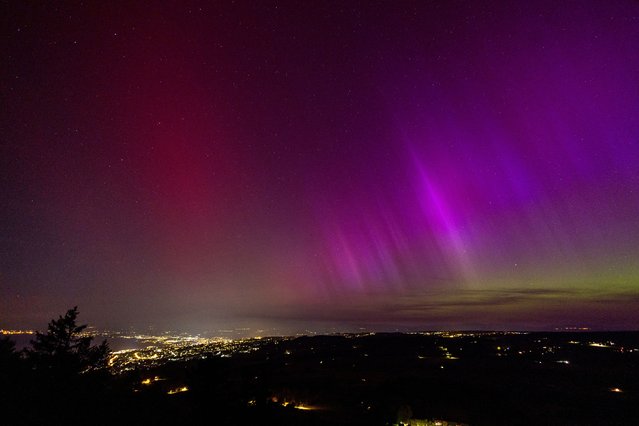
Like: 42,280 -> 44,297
2,1 -> 639,332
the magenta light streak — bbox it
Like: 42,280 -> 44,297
413,154 -> 476,282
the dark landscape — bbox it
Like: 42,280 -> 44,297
2,310 -> 638,425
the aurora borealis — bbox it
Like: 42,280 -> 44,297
2,1 -> 639,332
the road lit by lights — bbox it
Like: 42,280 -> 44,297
283,402 -> 318,411
294,404 -> 316,411
167,386 -> 189,395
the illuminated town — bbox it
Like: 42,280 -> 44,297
2,327 -> 638,424
97,330 -> 638,375
93,330 -> 639,424
106,334 -> 291,373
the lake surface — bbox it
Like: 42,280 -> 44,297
9,334 -> 150,352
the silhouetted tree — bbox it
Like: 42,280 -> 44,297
26,306 -> 109,375
0,335 -> 18,363
0,335 -> 22,384
10,308 -> 112,424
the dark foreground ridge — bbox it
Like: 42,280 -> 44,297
2,313 -> 638,425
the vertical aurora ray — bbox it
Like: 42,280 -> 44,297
412,152 -> 476,282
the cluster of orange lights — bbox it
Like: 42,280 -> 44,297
141,376 -> 164,385
270,396 -> 317,411
0,329 -> 35,335
167,386 -> 189,395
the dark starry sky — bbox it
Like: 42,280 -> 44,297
2,1 -> 639,332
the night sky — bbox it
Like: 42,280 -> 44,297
3,1 -> 639,332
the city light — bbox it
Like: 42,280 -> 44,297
1,329 -> 35,335
167,386 -> 189,395
294,405 -> 316,411
141,376 -> 163,385
589,342 -> 612,348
